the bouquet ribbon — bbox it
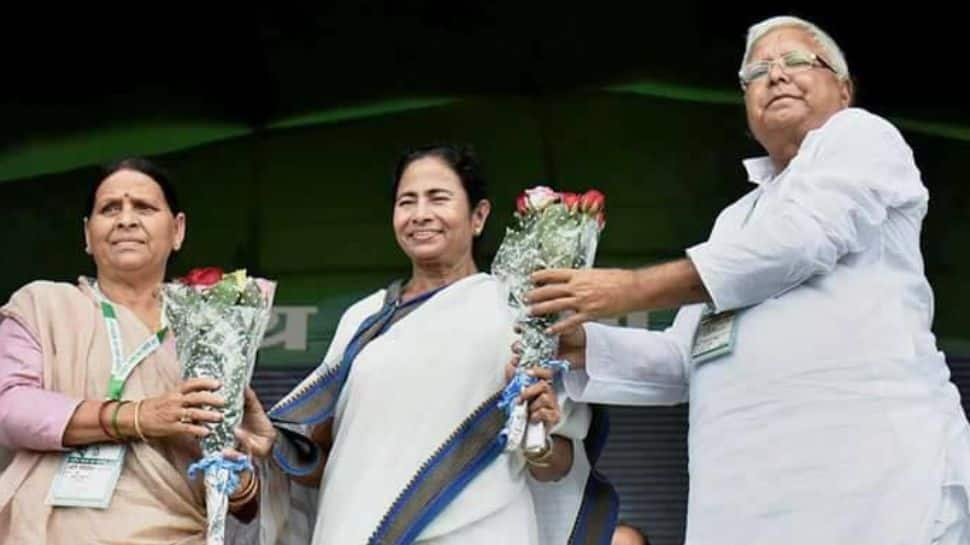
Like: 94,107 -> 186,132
187,454 -> 254,495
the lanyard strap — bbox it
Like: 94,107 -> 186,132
91,283 -> 167,400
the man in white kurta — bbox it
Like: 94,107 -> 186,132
527,16 -> 970,545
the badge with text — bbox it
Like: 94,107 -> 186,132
47,443 -> 126,509
691,307 -> 738,364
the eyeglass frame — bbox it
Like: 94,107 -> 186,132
738,50 -> 839,90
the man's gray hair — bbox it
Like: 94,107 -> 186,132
741,16 -> 850,80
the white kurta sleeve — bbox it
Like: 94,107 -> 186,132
563,304 -> 702,406
687,109 -> 927,312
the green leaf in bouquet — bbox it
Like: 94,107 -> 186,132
204,280 -> 243,306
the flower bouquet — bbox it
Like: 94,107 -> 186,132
492,186 -> 606,454
162,267 -> 276,545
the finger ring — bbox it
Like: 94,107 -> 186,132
179,408 -> 191,424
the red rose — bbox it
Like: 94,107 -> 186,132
180,267 -> 224,288
560,192 -> 582,213
580,190 -> 605,214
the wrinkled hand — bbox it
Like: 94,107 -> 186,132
528,268 -> 638,334
504,350 -> 563,429
234,387 -> 277,459
140,377 -> 224,439
520,379 -> 560,427
556,325 -> 587,370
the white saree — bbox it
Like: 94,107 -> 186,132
255,273 -> 596,545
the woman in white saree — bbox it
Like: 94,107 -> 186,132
237,145 -> 618,545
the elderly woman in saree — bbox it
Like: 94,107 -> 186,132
0,158 -> 261,544
235,144 -> 618,545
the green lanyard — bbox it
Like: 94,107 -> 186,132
91,284 -> 168,401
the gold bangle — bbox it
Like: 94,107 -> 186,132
133,400 -> 148,441
228,472 -> 259,509
98,400 -> 119,441
230,470 -> 257,500
111,401 -> 132,441
524,441 -> 555,467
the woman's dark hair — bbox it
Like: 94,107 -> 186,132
391,144 -> 488,209
86,157 -> 181,217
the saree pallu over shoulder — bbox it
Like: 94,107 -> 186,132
0,280 -> 206,545
268,282 -> 422,475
